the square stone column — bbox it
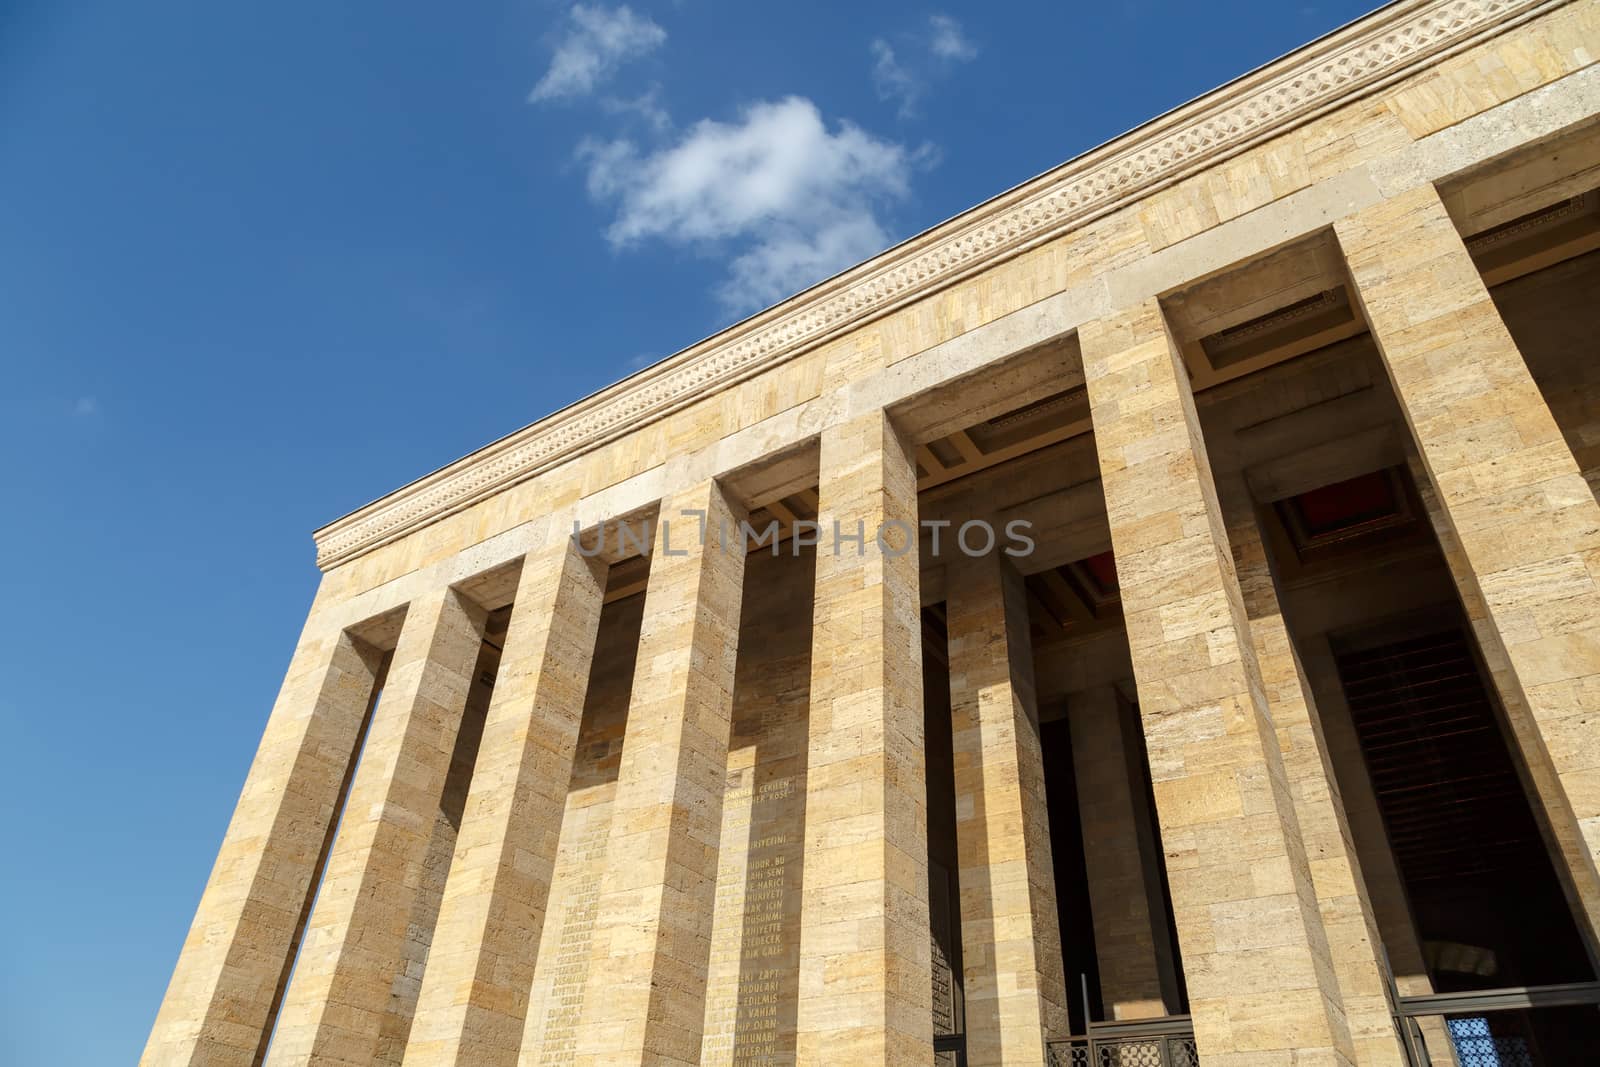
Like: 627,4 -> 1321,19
1067,686 -> 1176,1022
795,409 -> 933,1066
1335,184 -> 1600,944
947,552 -> 1068,1065
1220,480 -> 1406,1067
1079,299 -> 1356,1067
143,623 -> 386,1067
403,541 -> 607,1066
265,585 -> 488,1066
571,480 -> 747,1067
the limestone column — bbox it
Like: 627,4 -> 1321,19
1079,299 -> 1355,1066
1221,479 -> 1406,1066
571,480 -> 747,1067
1067,686 -> 1174,1021
143,623 -> 387,1067
1335,184 -> 1600,943
402,540 -> 607,1066
946,552 -> 1067,1065
266,586 -> 487,1066
795,409 -> 932,1065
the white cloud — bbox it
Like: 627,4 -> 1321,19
928,15 -> 977,61
720,215 -> 891,313
72,395 -> 99,417
871,41 -> 920,119
601,84 -> 672,133
581,97 -> 913,312
872,14 -> 977,117
530,4 -> 666,102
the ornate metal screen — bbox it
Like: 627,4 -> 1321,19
1047,1016 -> 1198,1067
1444,1016 -> 1535,1067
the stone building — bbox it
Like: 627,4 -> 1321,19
145,0 -> 1600,1063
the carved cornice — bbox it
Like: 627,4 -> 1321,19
314,0 -> 1558,569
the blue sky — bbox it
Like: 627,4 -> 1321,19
0,1 -> 1377,1061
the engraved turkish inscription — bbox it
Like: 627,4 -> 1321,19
700,551 -> 813,1067
534,816 -> 606,1066
701,771 -> 802,1065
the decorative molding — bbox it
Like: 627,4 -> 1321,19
314,0 -> 1557,569
1210,290 -> 1343,348
1466,191 -> 1591,249
990,387 -> 1087,429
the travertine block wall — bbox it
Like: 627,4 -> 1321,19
385,631 -> 497,1061
575,482 -> 747,1067
1336,184 -> 1600,938
795,410 -> 932,1064
1192,336 -> 1465,1061
1218,485 -> 1405,1067
700,547 -> 815,1065
1378,0 -> 1598,140
946,553 -> 1068,1064
1496,251 -> 1600,501
405,543 -> 607,1066
1067,686 -> 1173,1022
266,587 -> 487,1066
1080,298 -> 1356,1066
520,593 -> 644,1065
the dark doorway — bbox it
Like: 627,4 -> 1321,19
1334,618 -> 1597,1061
1041,714 -> 1104,1034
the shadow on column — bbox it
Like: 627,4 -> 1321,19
718,546 -> 815,1064
372,606 -> 507,1061
517,570 -> 643,1062
920,606 -> 967,1060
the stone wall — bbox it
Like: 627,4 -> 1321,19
520,594 -> 641,1065
700,548 -> 815,1065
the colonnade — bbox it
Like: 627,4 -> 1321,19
144,173 -> 1600,1067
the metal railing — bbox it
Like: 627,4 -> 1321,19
1392,980 -> 1600,1066
1047,1015 -> 1198,1067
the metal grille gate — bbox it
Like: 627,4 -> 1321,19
1046,1015 -> 1198,1067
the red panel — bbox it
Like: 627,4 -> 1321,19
1295,471 -> 1396,536
1082,550 -> 1119,592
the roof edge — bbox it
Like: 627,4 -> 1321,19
313,0 -> 1557,570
